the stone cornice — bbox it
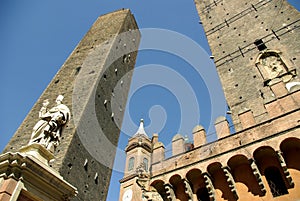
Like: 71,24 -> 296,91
0,151 -> 77,200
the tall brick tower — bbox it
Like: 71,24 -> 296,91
3,9 -> 140,201
194,0 -> 300,131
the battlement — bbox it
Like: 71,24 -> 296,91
151,89 -> 300,171
149,104 -> 299,201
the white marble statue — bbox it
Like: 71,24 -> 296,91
29,95 -> 70,152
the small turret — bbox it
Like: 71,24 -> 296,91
124,119 -> 152,175
119,119 -> 153,201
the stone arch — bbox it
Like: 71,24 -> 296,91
150,179 -> 167,200
227,154 -> 264,196
186,168 -> 203,192
253,146 -> 280,173
166,171 -> 185,183
280,137 -> 300,170
253,146 -> 290,197
207,162 -> 237,201
169,174 -> 189,201
186,168 -> 210,201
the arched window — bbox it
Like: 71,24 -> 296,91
128,157 -> 134,171
265,166 -> 288,197
143,158 -> 149,171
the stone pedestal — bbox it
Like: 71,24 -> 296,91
0,144 -> 77,201
19,143 -> 54,165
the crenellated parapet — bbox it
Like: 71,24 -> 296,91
172,134 -> 185,156
144,0 -> 300,199
149,126 -> 300,200
152,135 -> 165,164
192,125 -> 206,148
214,116 -> 231,139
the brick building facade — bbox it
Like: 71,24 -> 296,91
119,0 -> 300,200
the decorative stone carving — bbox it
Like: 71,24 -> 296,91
135,164 -> 163,201
261,53 -> 286,79
29,95 -> 70,153
136,163 -> 150,190
135,162 -> 156,201
164,184 -> 176,201
183,179 -> 194,201
249,159 -> 266,194
143,190 -> 163,201
203,173 -> 216,201
276,151 -> 294,187
255,50 -> 295,85
222,167 -> 238,200
136,163 -> 149,178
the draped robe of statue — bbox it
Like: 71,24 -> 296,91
29,95 -> 70,152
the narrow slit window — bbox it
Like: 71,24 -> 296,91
254,39 -> 267,51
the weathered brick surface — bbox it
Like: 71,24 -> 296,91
194,0 -> 300,131
238,109 -> 256,129
192,125 -> 206,148
214,116 -> 230,138
151,110 -> 300,200
270,80 -> 288,98
3,9 -> 140,201
146,1 -> 300,200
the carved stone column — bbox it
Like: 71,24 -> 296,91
164,184 -> 176,201
222,167 -> 238,200
276,151 -> 294,187
183,179 -> 194,201
249,159 -> 266,194
203,173 -> 216,201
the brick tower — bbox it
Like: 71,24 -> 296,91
194,0 -> 300,131
3,9 -> 140,201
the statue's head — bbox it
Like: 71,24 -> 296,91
56,95 -> 64,104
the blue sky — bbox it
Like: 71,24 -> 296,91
0,1 -> 299,200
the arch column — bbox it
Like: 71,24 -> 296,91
164,183 -> 176,201
203,173 -> 216,201
222,167 -> 238,200
183,179 -> 194,201
249,159 -> 266,194
276,151 -> 294,187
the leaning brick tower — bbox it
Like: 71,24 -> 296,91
3,9 -> 140,201
194,0 -> 300,131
